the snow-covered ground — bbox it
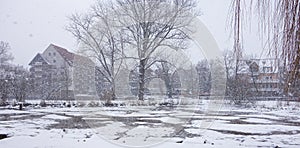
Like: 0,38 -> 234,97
0,100 -> 300,148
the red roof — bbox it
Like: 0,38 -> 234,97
50,44 -> 75,62
49,44 -> 94,66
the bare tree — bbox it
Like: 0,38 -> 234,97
223,50 -> 238,101
113,0 -> 198,100
59,62 -> 73,100
68,0 -> 198,101
8,66 -> 32,109
29,64 -> 60,100
229,0 -> 300,95
67,1 -> 125,104
223,50 -> 257,105
0,41 -> 13,66
0,41 -> 14,105
154,60 -> 180,98
0,75 -> 10,105
196,59 -> 211,97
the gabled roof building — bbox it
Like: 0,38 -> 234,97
237,58 -> 284,98
29,44 -> 98,100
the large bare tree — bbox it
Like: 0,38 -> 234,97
113,0 -> 198,100
68,0 -> 198,101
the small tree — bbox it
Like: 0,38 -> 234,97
0,76 -> 10,105
0,41 -> 13,66
67,1 -> 126,104
30,65 -> 61,100
60,62 -> 73,100
154,60 -> 179,98
0,41 -> 14,105
223,50 -> 258,105
196,60 -> 211,97
8,66 -> 31,106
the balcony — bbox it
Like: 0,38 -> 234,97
250,88 -> 280,92
249,79 -> 280,83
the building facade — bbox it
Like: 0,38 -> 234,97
237,58 -> 283,98
29,44 -> 98,100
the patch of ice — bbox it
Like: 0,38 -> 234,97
238,114 -> 280,120
160,117 -> 183,124
94,122 -> 128,140
0,110 -> 30,115
191,115 -> 240,120
210,121 -> 300,134
115,126 -> 174,147
42,114 -> 71,120
242,118 -> 273,124
82,117 -> 111,121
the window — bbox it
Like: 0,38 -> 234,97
53,60 -> 56,63
35,74 -> 42,78
35,68 -> 42,71
35,62 -> 42,65
263,67 -> 272,73
49,53 -> 51,56
53,52 -> 56,56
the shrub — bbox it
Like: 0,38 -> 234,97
11,99 -> 18,106
0,99 -> 7,106
77,101 -> 86,107
88,101 -> 100,107
40,100 -> 47,107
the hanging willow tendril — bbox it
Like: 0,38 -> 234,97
229,0 -> 300,95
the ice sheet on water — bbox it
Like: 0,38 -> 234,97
0,110 -> 30,115
42,114 -> 71,120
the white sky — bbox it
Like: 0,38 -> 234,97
0,0 -> 263,67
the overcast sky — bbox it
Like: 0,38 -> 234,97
0,0 -> 263,67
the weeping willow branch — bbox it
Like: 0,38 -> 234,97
229,0 -> 300,94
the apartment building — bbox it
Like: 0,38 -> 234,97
29,44 -> 98,100
238,58 -> 283,97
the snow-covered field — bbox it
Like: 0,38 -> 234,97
0,100 -> 300,148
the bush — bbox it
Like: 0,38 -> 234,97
88,101 -> 100,107
77,101 -> 86,107
39,100 -> 47,107
11,99 -> 18,106
100,90 -> 114,101
0,99 -> 8,106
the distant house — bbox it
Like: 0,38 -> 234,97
237,58 -> 283,98
29,44 -> 98,100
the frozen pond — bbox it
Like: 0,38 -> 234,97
0,100 -> 300,147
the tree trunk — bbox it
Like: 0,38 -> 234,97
138,59 -> 146,101
164,74 -> 172,98
111,79 -> 116,100
166,83 -> 172,98
19,103 -> 23,110
66,87 -> 69,100
284,42 -> 300,97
